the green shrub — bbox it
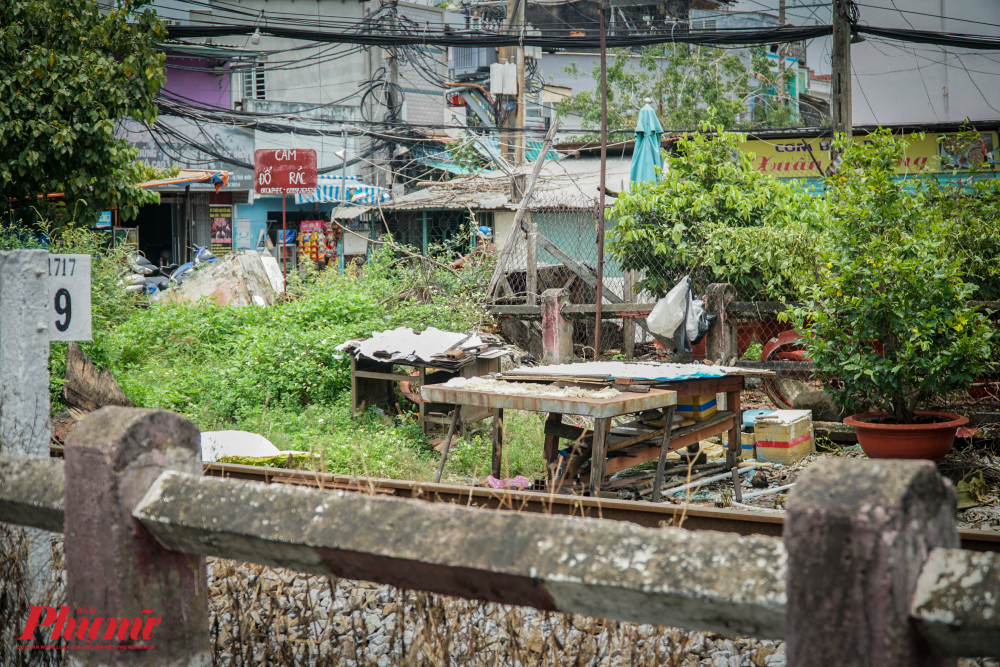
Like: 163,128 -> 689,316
608,125 -> 824,300
785,130 -> 996,422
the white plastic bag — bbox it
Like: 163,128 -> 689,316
646,275 -> 691,338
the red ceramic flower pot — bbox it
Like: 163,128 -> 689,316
843,411 -> 968,461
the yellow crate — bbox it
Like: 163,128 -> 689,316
676,392 -> 718,421
754,410 -> 814,465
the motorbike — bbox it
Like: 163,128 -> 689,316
124,255 -> 173,294
123,246 -> 215,294
168,246 -> 217,287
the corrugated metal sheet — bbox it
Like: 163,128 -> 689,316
525,140 -> 560,162
379,156 -> 633,212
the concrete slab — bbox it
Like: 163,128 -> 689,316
135,469 -> 788,638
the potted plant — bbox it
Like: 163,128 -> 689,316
787,129 -> 996,460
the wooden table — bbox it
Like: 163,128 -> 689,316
351,354 -> 502,434
421,374 -> 745,496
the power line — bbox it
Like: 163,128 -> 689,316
166,22 -> 835,47
852,61 -> 879,124
854,3 -> 1000,30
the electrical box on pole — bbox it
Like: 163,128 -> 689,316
489,62 -> 517,96
831,0 -> 853,139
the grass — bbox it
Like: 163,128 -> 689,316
213,395 -> 548,484
54,237 -> 542,484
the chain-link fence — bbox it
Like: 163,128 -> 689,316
491,201 -> 1000,367
493,203 -> 667,360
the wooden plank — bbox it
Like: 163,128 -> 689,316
543,413 -> 562,465
420,385 -> 676,419
727,301 -> 792,315
652,405 -> 677,499
603,412 -> 738,477
354,370 -> 419,383
589,418 -> 611,494
624,270 -> 637,359
434,405 -> 462,483
654,376 -> 744,396
736,360 -> 815,373
489,302 -> 659,320
545,420 -> 670,453
526,212 -> 538,306
486,119 -> 560,298
726,388 -> 742,468
492,408 -> 504,477
351,355 -> 359,413
533,232 -> 675,346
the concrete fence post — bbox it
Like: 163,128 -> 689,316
63,407 -> 209,666
785,458 -> 959,666
540,287 -> 573,363
704,283 -> 736,364
0,250 -> 56,651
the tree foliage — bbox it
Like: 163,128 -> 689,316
556,45 -> 799,134
0,0 -> 166,226
608,125 -> 822,299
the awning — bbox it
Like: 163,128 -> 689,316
294,176 -> 391,205
139,170 -> 230,193
331,205 -> 373,220
43,169 -> 230,200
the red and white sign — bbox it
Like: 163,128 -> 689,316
253,149 -> 318,194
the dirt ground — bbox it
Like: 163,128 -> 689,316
635,385 -> 1000,529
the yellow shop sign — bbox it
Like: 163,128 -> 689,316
740,131 -> 997,177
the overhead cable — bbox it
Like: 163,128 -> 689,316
166,23 -> 833,47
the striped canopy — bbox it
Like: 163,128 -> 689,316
294,176 -> 391,205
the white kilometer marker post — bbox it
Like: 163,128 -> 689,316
0,250 -> 93,610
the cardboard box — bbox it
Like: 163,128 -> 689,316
740,431 -> 756,460
754,410 -> 814,464
676,392 -> 718,421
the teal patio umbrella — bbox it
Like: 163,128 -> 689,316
629,103 -> 664,185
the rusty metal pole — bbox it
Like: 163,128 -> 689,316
595,2 -> 608,360
281,192 -> 287,288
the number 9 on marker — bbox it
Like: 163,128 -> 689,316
48,254 -> 91,342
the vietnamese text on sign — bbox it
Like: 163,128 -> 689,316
254,149 -> 318,194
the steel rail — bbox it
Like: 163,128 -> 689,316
48,447 -> 998,552
201,461 -> 1000,553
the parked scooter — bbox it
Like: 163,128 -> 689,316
124,254 -> 173,295
169,246 -> 217,287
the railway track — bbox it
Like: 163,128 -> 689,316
47,445 -> 999,552
201,461 -> 1000,554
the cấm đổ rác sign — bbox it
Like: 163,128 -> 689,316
254,148 -> 318,194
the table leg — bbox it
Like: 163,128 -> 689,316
588,418 -> 611,495
435,405 -> 462,483
491,408 -> 504,477
350,356 -> 359,414
726,388 -> 742,469
651,405 -> 677,501
543,412 -> 563,472
418,367 -> 427,435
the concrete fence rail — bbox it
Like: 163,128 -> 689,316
0,407 -> 998,665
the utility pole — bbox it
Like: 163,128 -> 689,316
831,0 -> 853,139
387,0 -> 399,94
595,0 -> 608,360
499,0 -> 523,164
515,0 -> 526,165
777,0 -> 786,111
385,0 -> 400,192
